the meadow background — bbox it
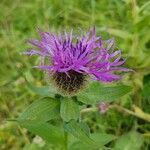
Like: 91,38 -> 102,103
0,0 -> 150,149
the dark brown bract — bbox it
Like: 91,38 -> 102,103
52,70 -> 87,95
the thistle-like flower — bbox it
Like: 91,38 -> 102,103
22,27 -> 129,95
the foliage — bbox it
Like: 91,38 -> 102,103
0,0 -> 150,149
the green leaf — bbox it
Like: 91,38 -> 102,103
17,97 -> 60,123
114,131 -> 144,150
69,141 -> 95,150
77,82 -> 132,104
79,121 -> 90,136
64,120 -> 99,148
91,133 -> 116,146
69,132 -> 116,150
27,81 -> 57,97
20,122 -> 64,146
60,97 -> 79,122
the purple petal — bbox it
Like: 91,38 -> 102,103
105,38 -> 114,51
23,27 -> 131,83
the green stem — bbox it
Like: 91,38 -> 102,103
109,104 -> 150,122
80,104 -> 150,122
80,107 -> 98,114
64,131 -> 68,150
109,104 -> 135,116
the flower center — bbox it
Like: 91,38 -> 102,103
52,70 -> 87,95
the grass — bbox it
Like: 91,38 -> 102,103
0,0 -> 150,149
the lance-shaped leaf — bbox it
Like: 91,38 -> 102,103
26,80 -> 57,97
91,133 -> 116,146
20,122 -> 64,146
77,82 -> 132,104
60,97 -> 79,122
17,97 -> 60,123
64,120 -> 99,148
69,133 -> 116,150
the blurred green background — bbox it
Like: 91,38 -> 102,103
0,0 -> 150,149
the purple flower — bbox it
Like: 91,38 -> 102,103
22,27 -> 130,94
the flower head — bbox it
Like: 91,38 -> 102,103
97,102 -> 109,114
22,27 -> 129,94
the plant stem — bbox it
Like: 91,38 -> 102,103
80,104 -> 150,122
109,104 -> 135,116
80,107 -> 97,114
64,130 -> 68,150
109,104 -> 150,122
